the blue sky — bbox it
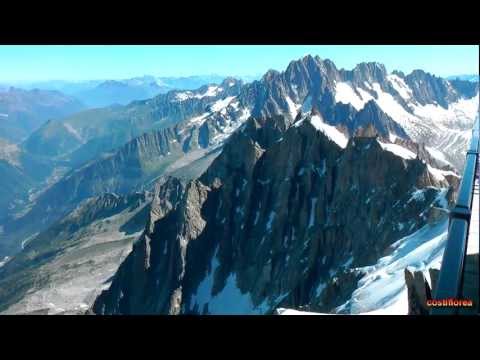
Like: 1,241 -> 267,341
0,45 -> 478,82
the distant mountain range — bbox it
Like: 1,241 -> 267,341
0,75 -> 249,143
3,75 -> 260,109
0,87 -> 85,142
447,74 -> 479,82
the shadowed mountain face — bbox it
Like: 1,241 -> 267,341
0,137 -> 58,228
0,87 -> 85,142
0,160 -> 33,223
92,113 -> 455,315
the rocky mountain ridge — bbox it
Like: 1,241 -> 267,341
93,112 -> 456,314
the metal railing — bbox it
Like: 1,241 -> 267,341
431,117 -> 479,315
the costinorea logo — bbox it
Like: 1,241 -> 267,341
427,298 -> 473,307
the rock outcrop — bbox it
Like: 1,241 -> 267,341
404,268 -> 435,315
93,113 -> 455,314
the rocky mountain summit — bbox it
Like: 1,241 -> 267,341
93,112 -> 456,314
20,55 -> 479,172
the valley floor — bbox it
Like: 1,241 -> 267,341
0,200 -> 147,315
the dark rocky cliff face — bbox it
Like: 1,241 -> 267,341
93,114 -> 454,314
347,100 -> 409,139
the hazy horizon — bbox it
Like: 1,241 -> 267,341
0,45 -> 478,83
